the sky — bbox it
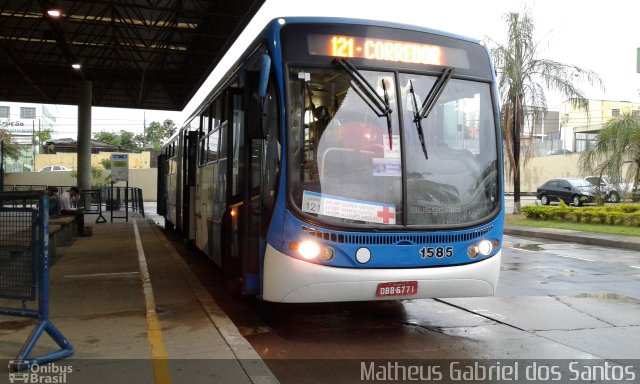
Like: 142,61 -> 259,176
51,106 -> 182,139
38,0 -> 640,139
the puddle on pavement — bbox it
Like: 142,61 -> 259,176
549,269 -> 577,278
238,325 -> 272,336
571,293 -> 640,304
439,326 -> 490,338
503,262 -> 524,271
511,243 -> 545,252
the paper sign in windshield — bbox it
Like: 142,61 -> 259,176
302,191 -> 396,224
383,134 -> 401,159
372,158 -> 401,177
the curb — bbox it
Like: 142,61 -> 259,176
504,226 -> 640,251
149,218 -> 280,384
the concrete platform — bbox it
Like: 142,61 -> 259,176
0,213 -> 278,384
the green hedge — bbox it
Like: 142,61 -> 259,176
520,203 -> 640,227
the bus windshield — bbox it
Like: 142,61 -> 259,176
288,67 -> 499,227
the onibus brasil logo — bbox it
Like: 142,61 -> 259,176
8,360 -> 72,384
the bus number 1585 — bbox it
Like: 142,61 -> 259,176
419,246 -> 453,258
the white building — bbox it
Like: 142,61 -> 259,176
0,101 -> 58,172
558,99 -> 640,152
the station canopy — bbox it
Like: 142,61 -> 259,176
0,0 -> 264,110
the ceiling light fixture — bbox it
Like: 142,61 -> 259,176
47,9 -> 62,18
71,63 -> 81,70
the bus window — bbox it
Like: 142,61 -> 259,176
208,130 -> 219,162
231,93 -> 244,196
288,67 -> 402,225
219,122 -> 229,161
202,104 -> 211,133
399,74 -> 498,225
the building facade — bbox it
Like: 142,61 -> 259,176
0,101 -> 58,172
507,99 -> 640,193
559,99 -> 640,153
518,109 -> 561,157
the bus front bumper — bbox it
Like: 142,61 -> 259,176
262,244 -> 501,303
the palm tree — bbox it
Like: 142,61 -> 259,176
489,11 -> 603,213
579,113 -> 640,196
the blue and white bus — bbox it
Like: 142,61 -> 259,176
158,17 -> 504,303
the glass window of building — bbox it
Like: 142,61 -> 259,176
575,132 -> 598,152
0,106 -> 9,118
611,109 -> 620,117
20,107 -> 36,119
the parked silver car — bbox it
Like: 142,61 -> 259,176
584,175 -> 630,203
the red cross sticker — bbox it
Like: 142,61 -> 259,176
377,206 -> 395,224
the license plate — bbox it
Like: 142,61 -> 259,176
376,281 -> 418,297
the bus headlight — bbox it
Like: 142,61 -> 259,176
467,244 -> 479,258
319,247 -> 335,262
298,240 -> 320,259
467,240 -> 496,259
478,240 -> 493,255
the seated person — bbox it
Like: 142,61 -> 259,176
47,186 -> 61,216
60,186 -> 85,236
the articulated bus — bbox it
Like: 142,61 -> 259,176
158,17 -> 504,303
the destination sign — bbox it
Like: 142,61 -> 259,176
308,34 -> 469,68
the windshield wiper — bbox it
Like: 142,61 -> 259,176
409,80 -> 428,159
418,67 -> 453,120
334,58 -> 393,150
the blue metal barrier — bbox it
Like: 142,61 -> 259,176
0,191 -> 73,370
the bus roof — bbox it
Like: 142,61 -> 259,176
168,16 -> 489,145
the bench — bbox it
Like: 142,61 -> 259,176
49,216 -> 78,246
0,208 -> 78,273
46,216 -> 79,265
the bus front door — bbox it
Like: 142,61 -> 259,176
225,88 -> 263,295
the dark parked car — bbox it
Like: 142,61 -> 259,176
536,178 -> 595,206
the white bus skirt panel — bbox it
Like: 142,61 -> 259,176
262,244 -> 501,303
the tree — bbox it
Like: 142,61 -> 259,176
119,130 -> 140,151
93,131 -> 121,145
579,113 -> 640,193
93,130 -> 143,152
0,128 -> 21,160
100,158 -> 111,170
143,119 -> 177,150
488,11 -> 603,213
35,127 -> 52,146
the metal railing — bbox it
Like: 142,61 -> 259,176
0,191 -> 73,370
2,184 -> 144,221
78,189 -> 107,223
101,186 -> 145,218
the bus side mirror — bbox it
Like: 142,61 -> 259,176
247,53 -> 271,140
258,54 -> 271,98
